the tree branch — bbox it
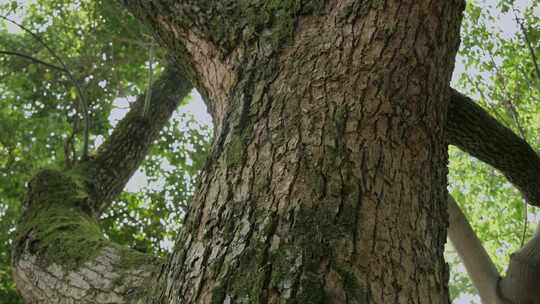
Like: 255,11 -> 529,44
447,90 -> 540,303
86,64 -> 193,215
12,170 -> 161,304
447,196 -> 503,304
447,88 -> 540,206
1,14 -> 91,159
12,64 -> 193,303
0,50 -> 67,72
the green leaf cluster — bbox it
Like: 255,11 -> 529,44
448,0 -> 540,302
0,1 -> 212,302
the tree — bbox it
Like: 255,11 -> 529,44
0,0 -> 211,302
5,0 -> 540,303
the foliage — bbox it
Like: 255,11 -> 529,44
448,0 -> 540,302
0,0 -> 211,302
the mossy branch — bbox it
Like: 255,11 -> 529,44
11,62 -> 194,303
12,169 -> 162,304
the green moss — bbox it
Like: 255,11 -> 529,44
15,168 -> 105,269
187,0 -> 326,53
338,0 -> 384,22
219,242 -> 271,303
296,273 -> 326,303
111,244 -> 163,300
113,242 -> 163,270
211,284 -> 227,304
334,266 -> 369,301
225,136 -> 245,168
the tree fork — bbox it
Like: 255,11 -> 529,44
447,90 -> 540,304
12,64 -> 192,303
121,1 -> 466,303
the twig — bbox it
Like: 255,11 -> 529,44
0,50 -> 66,72
512,9 -> 539,247
0,14 -> 90,159
142,42 -> 155,117
515,14 -> 540,88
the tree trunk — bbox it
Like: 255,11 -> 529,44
123,1 -> 465,303
10,1 -> 475,303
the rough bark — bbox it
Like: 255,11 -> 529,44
123,1 -> 465,303
20,1 -> 540,303
12,65 -> 192,304
447,88 -> 540,206
87,65 -> 193,215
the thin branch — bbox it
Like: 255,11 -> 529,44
0,50 -> 66,72
0,14 -> 90,159
88,64 -> 193,215
515,13 -> 540,89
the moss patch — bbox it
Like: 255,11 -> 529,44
14,168 -> 106,269
224,135 -> 246,168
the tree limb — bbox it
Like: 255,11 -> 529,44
12,64 -> 193,303
447,196 -> 503,304
12,169 -> 162,304
447,88 -> 540,206
86,64 -> 193,215
447,90 -> 540,303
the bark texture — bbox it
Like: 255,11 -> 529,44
88,65 -> 193,215
12,0 -> 540,302
12,65 -> 191,304
446,91 -> 540,303
447,89 -> 540,206
125,1 -> 465,303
